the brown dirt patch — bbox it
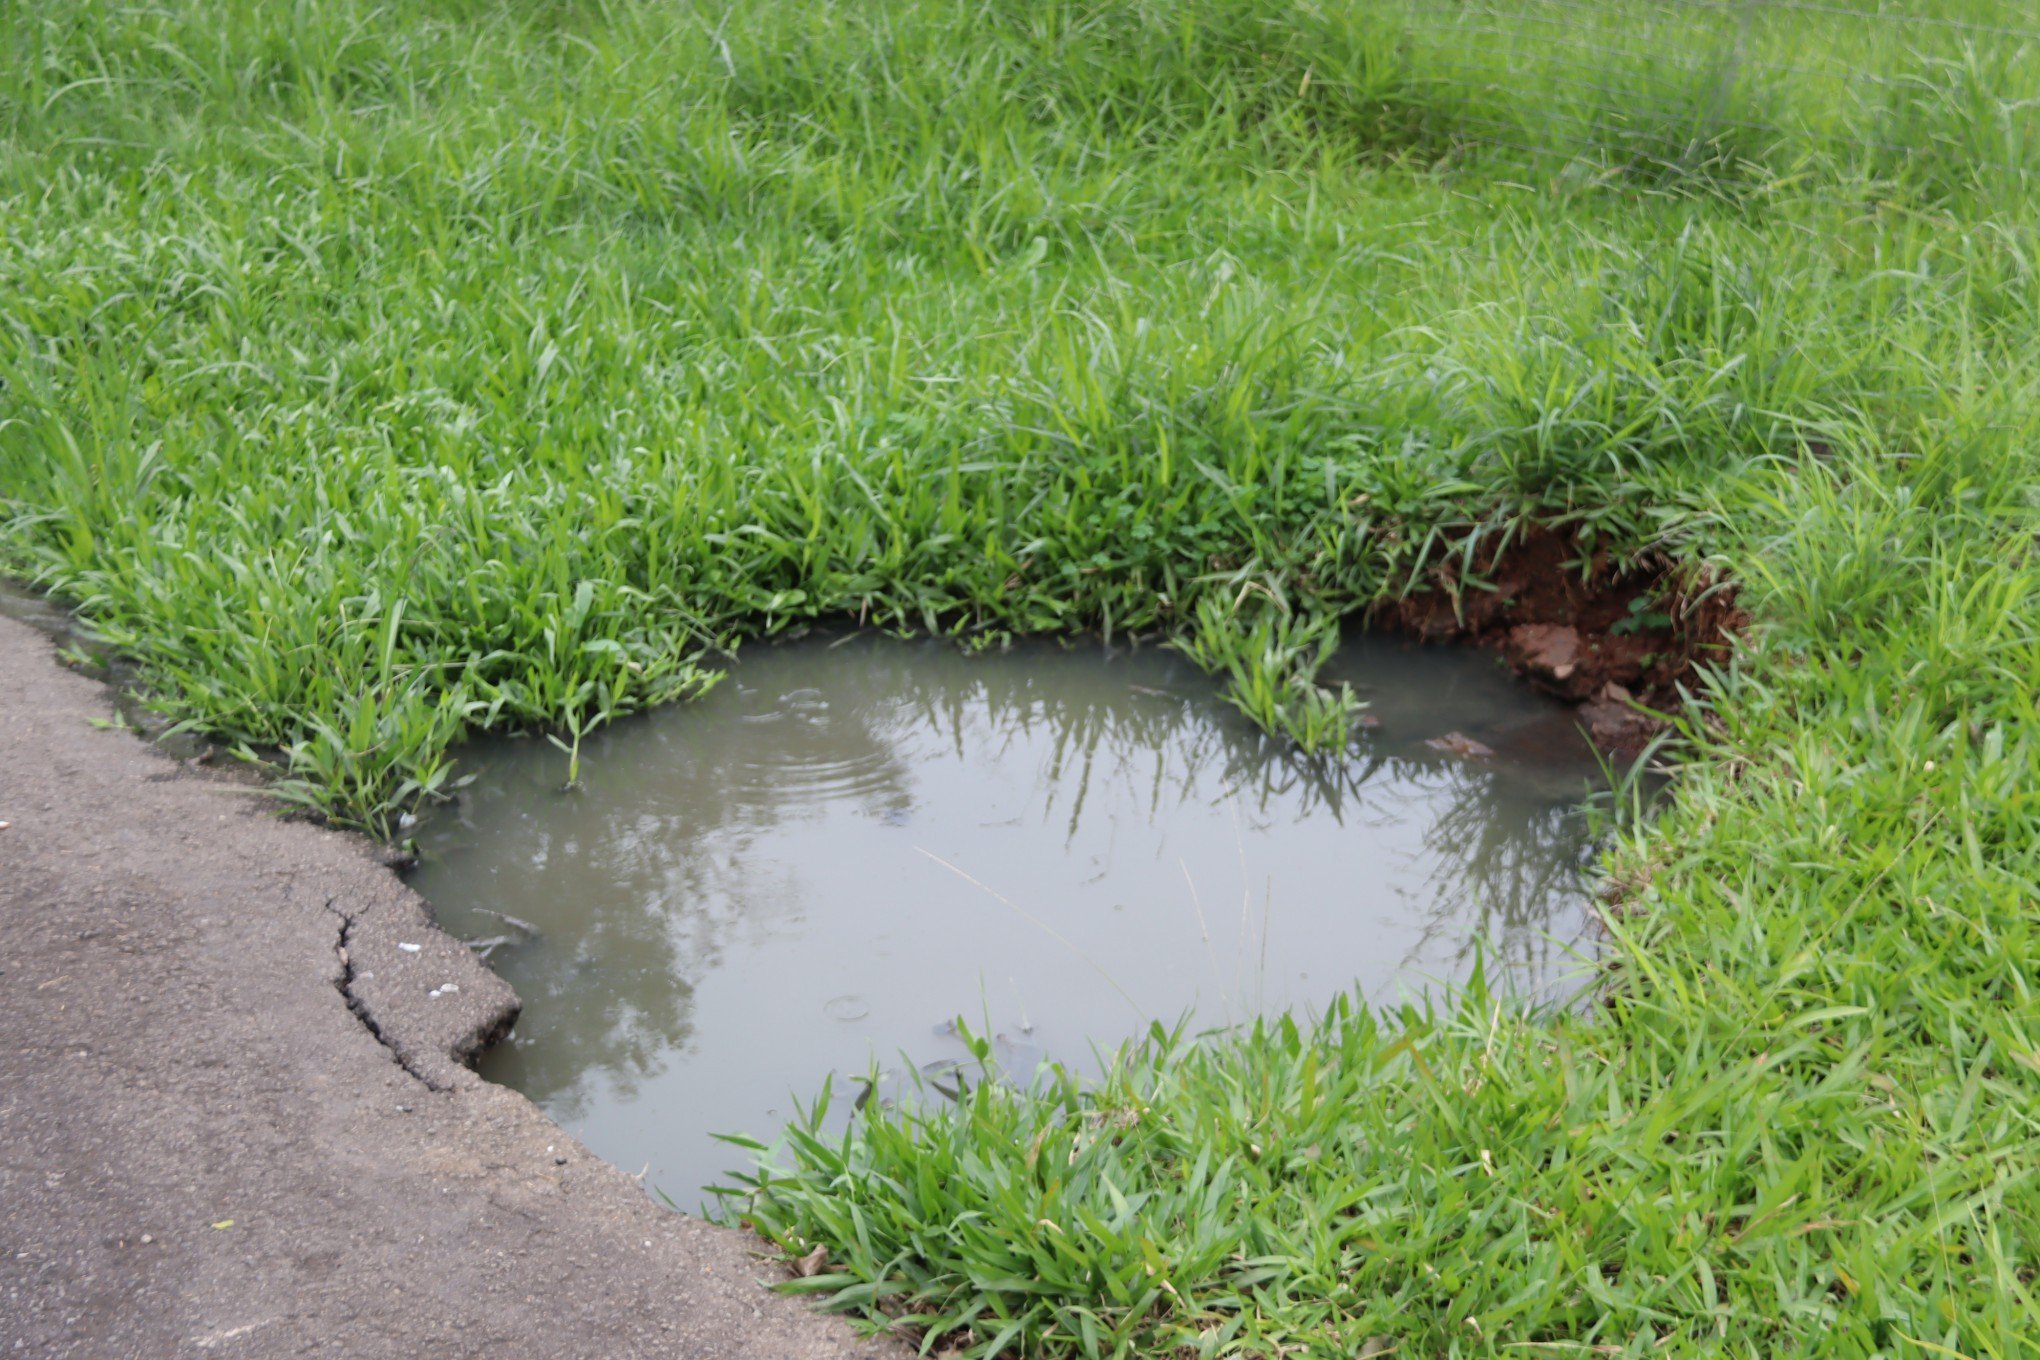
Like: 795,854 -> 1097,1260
1372,523 -> 1746,755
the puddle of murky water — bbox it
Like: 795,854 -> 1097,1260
411,631 -> 1621,1206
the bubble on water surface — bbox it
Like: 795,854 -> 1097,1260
823,995 -> 871,1022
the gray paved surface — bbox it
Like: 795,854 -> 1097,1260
0,615 -> 898,1359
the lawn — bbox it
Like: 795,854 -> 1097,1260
2,0 -> 2036,1355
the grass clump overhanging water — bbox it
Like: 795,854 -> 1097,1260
3,0 -> 2038,1355
732,429 -> 2040,1356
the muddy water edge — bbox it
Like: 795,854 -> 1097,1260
4,565 -> 1716,1212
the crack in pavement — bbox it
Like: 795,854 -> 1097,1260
325,897 -> 450,1093
2,609 -> 901,1357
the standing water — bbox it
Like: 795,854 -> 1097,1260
412,632 -> 1619,1205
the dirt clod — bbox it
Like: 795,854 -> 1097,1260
1504,623 -> 1583,685
1426,732 -> 1498,760
1374,524 -> 1744,755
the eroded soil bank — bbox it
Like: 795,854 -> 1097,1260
0,613 -> 896,1359
1376,524 -> 1744,753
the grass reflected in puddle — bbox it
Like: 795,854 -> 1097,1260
412,631 -> 1620,1205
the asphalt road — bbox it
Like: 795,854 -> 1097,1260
0,614 -> 899,1359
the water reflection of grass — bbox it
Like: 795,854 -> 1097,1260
454,635 -> 1602,1118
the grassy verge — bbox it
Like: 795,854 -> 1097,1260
731,442 -> 2040,1355
3,0 -> 2036,1355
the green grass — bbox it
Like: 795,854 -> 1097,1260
3,0 -> 2037,1355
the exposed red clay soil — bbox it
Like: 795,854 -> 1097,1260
1374,524 -> 1746,755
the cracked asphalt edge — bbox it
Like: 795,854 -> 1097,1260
320,887 -> 520,1094
0,608 -> 905,1358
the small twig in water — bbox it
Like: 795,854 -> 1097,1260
474,907 -> 540,936
465,934 -> 513,960
1258,873 -> 1274,1014
1180,857 -> 1232,1027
